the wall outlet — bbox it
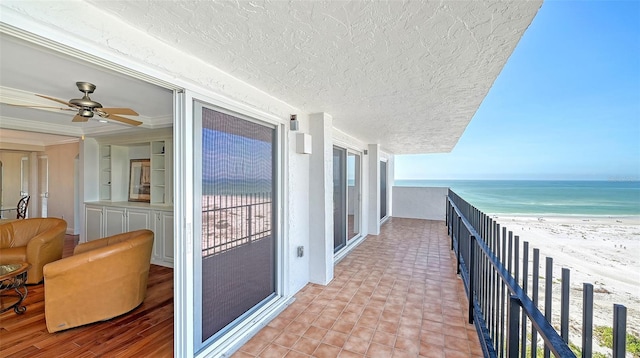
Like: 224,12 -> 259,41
297,246 -> 304,257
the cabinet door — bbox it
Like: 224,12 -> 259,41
85,206 -> 104,241
152,211 -> 163,261
104,207 -> 126,237
128,209 -> 151,231
161,212 -> 174,262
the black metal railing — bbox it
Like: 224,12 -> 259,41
446,189 -> 628,358
202,192 -> 272,257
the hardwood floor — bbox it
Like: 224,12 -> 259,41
0,235 -> 174,358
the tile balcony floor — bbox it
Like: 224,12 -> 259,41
234,217 -> 483,358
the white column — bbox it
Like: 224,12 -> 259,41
367,144 -> 380,235
308,112 -> 334,285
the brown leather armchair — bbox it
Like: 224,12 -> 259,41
0,218 -> 66,284
43,229 -> 154,333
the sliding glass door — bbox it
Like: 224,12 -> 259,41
333,147 -> 347,252
334,147 -> 362,253
196,103 -> 277,347
347,152 -> 361,241
380,160 -> 387,220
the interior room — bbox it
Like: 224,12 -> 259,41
0,32 -> 174,235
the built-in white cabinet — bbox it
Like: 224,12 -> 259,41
98,138 -> 172,205
153,210 -> 174,264
104,206 -> 126,236
85,205 -> 104,241
84,203 -> 173,267
83,131 -> 174,267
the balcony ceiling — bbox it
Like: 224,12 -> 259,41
0,1 -> 541,154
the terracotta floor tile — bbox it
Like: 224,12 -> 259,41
332,320 -> 355,335
443,335 -> 470,353
376,320 -> 398,335
238,219 -> 482,358
371,330 -> 396,347
255,326 -> 284,342
291,337 -> 320,356
259,343 -> 289,358
365,342 -> 393,357
339,350 -> 365,358
312,316 -> 336,330
343,335 -> 369,355
350,326 -> 374,342
313,343 -> 342,358
392,349 -> 417,358
322,330 -> 348,347
303,326 -> 328,341
285,320 -> 311,334
241,338 -> 270,355
274,332 -> 301,349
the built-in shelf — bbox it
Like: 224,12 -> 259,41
97,139 -> 172,205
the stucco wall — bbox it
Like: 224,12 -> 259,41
392,186 -> 448,221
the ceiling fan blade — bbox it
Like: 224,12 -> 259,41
36,94 -> 77,108
101,113 -> 142,126
100,107 -> 139,116
72,114 -> 88,122
5,103 -> 75,111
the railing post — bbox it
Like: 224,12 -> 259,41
457,216 -> 462,274
582,283 -> 593,357
469,235 -> 475,324
561,268 -> 570,343
544,257 -> 553,358
532,248 -> 540,358
613,304 -> 627,358
520,242 -> 529,358
508,295 -> 521,358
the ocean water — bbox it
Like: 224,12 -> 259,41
394,180 -> 640,216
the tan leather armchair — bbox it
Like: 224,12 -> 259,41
0,218 -> 66,284
43,229 -> 154,333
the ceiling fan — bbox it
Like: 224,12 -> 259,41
22,82 -> 142,126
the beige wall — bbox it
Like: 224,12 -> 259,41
45,142 -> 79,230
0,151 -> 28,215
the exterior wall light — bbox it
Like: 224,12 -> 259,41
290,114 -> 299,131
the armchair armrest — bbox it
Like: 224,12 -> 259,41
24,223 -> 65,284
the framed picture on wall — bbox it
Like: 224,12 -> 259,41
128,159 -> 151,202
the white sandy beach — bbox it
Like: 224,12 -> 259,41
492,215 -> 640,348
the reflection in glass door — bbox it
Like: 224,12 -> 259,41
333,147 -> 346,252
347,152 -> 361,240
197,103 -> 277,347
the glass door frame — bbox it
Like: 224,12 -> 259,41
187,91 -> 288,357
333,144 -> 364,258
346,150 -> 362,242
380,158 -> 389,221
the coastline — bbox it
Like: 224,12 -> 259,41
491,214 -> 640,342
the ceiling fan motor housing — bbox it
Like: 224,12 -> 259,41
69,82 -> 102,116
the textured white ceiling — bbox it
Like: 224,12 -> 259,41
86,0 -> 541,154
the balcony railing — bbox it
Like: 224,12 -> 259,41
202,192 -> 272,257
446,189 -> 628,358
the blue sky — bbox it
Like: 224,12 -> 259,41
395,0 -> 640,181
